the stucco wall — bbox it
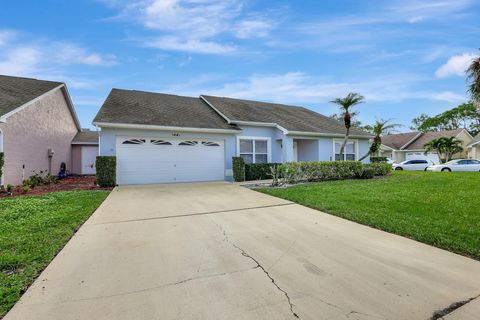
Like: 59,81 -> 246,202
296,139 -> 319,161
456,130 -> 472,158
468,145 -> 479,159
0,88 -> 78,185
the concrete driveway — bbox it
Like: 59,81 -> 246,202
5,182 -> 480,320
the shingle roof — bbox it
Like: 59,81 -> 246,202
467,134 -> 480,147
406,129 -> 463,150
0,75 -> 63,118
72,130 -> 99,144
201,95 -> 372,137
93,89 -> 240,131
382,132 -> 421,150
382,129 -> 464,150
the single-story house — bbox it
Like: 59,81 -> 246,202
93,89 -> 373,185
0,75 -> 82,186
467,134 -> 480,159
381,129 -> 473,164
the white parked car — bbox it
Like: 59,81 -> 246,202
426,159 -> 480,172
392,159 -> 434,171
385,157 -> 394,164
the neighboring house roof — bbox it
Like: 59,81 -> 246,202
382,129 -> 465,151
72,130 -> 99,145
381,132 -> 421,150
468,134 -> 480,147
93,89 -> 240,132
0,74 -> 81,129
201,95 -> 372,137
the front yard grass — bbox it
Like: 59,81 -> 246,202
259,171 -> 480,260
0,190 -> 109,317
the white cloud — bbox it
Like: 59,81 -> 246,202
146,36 -> 236,55
235,19 -> 274,39
0,30 -> 117,78
435,53 -> 477,78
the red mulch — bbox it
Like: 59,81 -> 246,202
0,176 -> 113,198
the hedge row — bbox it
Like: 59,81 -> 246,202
0,152 -> 4,186
370,156 -> 389,163
232,157 -> 245,182
245,163 -> 281,181
96,156 -> 117,187
274,161 -> 391,185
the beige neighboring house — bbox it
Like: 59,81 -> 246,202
381,129 -> 473,164
0,75 -> 82,186
467,134 -> 480,159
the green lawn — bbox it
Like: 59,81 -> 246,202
259,171 -> 480,260
0,191 -> 109,317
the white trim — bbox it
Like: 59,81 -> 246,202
199,96 -> 232,124
467,140 -> 480,147
0,84 -> 81,130
333,139 -> 359,161
71,141 -> 99,145
93,122 -> 240,134
233,121 -> 289,134
380,144 -> 396,151
400,132 -> 423,150
288,130 -> 373,139
236,136 -> 272,163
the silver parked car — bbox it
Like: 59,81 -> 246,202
426,159 -> 480,172
392,159 -> 434,171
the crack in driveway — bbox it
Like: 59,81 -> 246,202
211,218 -> 300,319
38,267 -> 257,305
430,294 -> 480,320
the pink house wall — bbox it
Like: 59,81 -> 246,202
0,88 -> 78,186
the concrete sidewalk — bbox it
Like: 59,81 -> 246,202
5,182 -> 480,319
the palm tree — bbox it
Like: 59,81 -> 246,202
467,50 -> 480,105
330,93 -> 365,160
359,119 -> 401,161
424,137 -> 464,163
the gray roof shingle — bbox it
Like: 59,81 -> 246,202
382,129 -> 464,150
0,75 -> 63,118
72,130 -> 99,144
201,95 -> 372,137
93,89 -> 240,131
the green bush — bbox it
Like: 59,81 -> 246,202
279,161 -> 364,184
96,156 -> 116,187
232,157 -> 245,182
356,166 -> 375,179
245,163 -> 281,181
0,152 -> 3,186
364,163 -> 392,176
370,157 -> 388,163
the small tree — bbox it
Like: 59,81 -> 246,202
359,119 -> 401,161
424,137 -> 464,163
330,93 -> 365,160
467,50 -> 480,106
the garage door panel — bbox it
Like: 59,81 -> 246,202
116,138 -> 225,185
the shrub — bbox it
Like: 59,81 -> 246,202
0,152 -> 3,186
245,163 -> 281,181
356,166 -> 375,179
96,156 -> 117,187
6,184 -> 13,193
278,161 -> 364,184
232,157 -> 245,182
370,156 -> 388,163
364,163 -> 392,176
22,185 -> 30,193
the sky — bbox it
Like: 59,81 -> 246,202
0,0 -> 479,131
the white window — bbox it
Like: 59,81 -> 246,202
239,139 -> 269,164
334,140 -> 356,161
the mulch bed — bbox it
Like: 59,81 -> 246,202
0,176 -> 113,198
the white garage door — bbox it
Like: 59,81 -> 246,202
117,137 -> 225,185
406,152 -> 440,164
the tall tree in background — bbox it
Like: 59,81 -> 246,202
424,137 -> 464,163
330,93 -> 365,160
467,50 -> 480,105
410,102 -> 480,136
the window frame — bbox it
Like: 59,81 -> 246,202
237,136 -> 271,164
333,139 -> 358,161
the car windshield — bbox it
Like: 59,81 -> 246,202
444,160 -> 459,165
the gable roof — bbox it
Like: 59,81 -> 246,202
72,129 -> 99,144
0,75 -> 63,118
467,134 -> 480,147
93,89 -> 240,132
201,95 -> 372,137
382,129 -> 465,150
